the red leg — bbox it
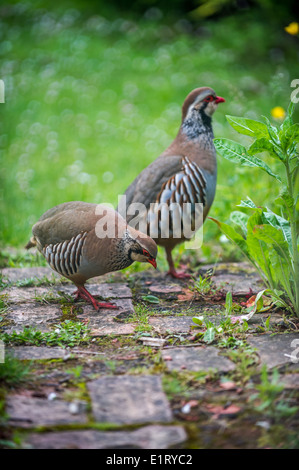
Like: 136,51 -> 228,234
165,247 -> 191,279
73,286 -> 118,311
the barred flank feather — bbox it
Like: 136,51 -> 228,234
43,231 -> 87,277
147,156 -> 207,239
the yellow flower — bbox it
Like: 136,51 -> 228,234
271,106 -> 286,120
285,22 -> 299,35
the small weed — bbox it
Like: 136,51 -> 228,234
0,354 -> 31,387
65,365 -> 84,381
33,291 -> 58,304
104,360 -> 118,373
191,272 -> 214,296
192,313 -> 249,346
0,295 -> 9,315
162,370 -> 209,399
226,344 -> 259,385
128,303 -> 154,334
250,365 -> 299,420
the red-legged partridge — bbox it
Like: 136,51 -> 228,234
26,201 -> 157,310
117,87 -> 225,278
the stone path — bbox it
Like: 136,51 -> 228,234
1,264 -> 299,449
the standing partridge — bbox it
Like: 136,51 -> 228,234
117,87 -> 225,278
25,201 -> 157,310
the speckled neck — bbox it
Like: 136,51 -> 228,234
107,230 -> 134,271
181,108 -> 214,141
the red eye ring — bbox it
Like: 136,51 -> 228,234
203,95 -> 214,103
142,249 -> 149,256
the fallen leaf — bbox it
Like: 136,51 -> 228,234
205,403 -> 241,418
220,404 -> 241,415
163,355 -> 173,361
219,381 -> 237,391
177,288 -> 194,301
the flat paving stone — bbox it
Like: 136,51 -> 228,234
78,298 -> 136,335
6,346 -> 70,360
6,395 -> 88,428
281,373 -> 299,389
2,297 -> 135,335
88,375 -> 173,424
162,346 -> 235,372
3,303 -> 62,333
200,262 -> 264,295
248,333 -> 299,369
1,286 -> 52,303
79,297 -> 134,316
149,316 -> 195,334
24,424 -> 187,449
149,284 -> 183,296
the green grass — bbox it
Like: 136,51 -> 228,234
0,320 -> 91,347
0,1 -> 298,265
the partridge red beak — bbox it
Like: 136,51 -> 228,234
215,96 -> 225,104
148,257 -> 157,269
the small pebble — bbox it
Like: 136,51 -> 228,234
47,392 -> 57,401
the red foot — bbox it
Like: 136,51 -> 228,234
73,286 -> 118,311
167,268 -> 191,280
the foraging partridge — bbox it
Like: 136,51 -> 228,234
25,202 -> 157,310
117,87 -> 225,278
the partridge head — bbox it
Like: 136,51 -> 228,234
26,202 -> 157,310
117,87 -> 225,278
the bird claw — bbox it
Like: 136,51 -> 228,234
167,269 -> 192,280
73,287 -> 118,311
94,302 -> 118,310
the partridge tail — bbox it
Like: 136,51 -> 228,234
25,237 -> 37,250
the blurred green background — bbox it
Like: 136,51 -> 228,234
0,0 -> 298,266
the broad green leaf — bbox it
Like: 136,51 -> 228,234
280,123 -> 299,152
253,225 -> 290,259
246,212 -> 272,283
275,191 -> 294,213
238,198 -> 260,210
248,137 -> 283,160
279,102 -> 294,136
262,209 -> 292,252
141,295 -> 160,304
209,217 -> 250,258
192,316 -> 204,326
214,138 -> 249,163
262,116 -> 280,144
230,210 -> 249,235
287,101 -> 295,118
225,291 -> 233,315
203,327 -> 215,343
226,115 -> 269,138
214,138 -> 281,181
280,103 -> 294,135
263,247 -> 295,300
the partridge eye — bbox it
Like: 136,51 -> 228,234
203,95 -> 214,103
142,249 -> 150,256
